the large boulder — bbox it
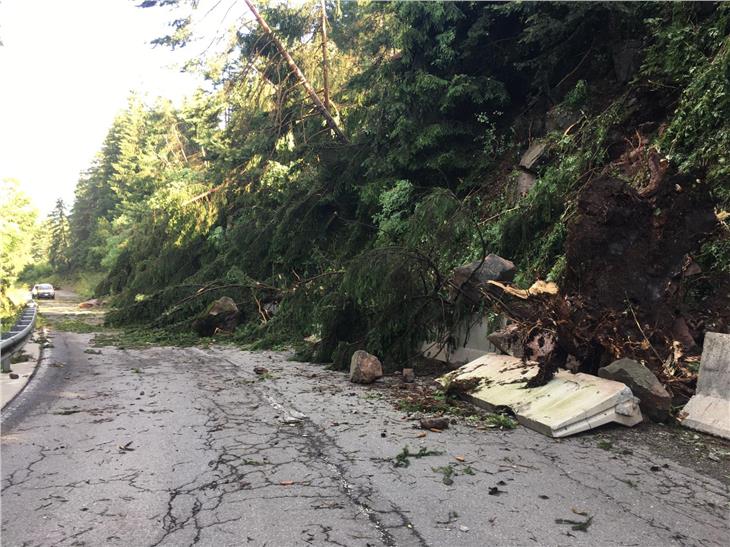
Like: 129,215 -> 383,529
450,254 -> 516,303
192,296 -> 240,337
598,358 -> 671,422
349,350 -> 383,384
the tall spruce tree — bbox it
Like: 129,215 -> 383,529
48,198 -> 71,272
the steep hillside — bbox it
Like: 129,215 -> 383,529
63,2 -> 728,396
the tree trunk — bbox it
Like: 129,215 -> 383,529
320,0 -> 330,110
243,0 -> 348,144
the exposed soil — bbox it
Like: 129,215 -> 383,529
558,169 -> 723,392
484,147 -> 727,398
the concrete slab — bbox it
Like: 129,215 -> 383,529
437,353 -> 643,437
421,315 -> 501,365
678,332 -> 730,439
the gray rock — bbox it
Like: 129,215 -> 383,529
450,254 -> 516,303
9,373 -> 19,379
516,170 -> 537,197
402,368 -> 415,383
519,141 -> 547,171
612,39 -> 643,83
192,296 -> 240,337
598,358 -> 671,422
349,350 -> 383,384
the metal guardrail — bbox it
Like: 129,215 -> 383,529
1,303 -> 37,359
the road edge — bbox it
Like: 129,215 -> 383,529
1,327 -> 45,411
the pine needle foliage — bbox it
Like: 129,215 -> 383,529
55,1 -> 730,369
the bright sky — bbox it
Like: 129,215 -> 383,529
0,0 -> 226,216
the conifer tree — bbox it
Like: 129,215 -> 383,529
48,198 -> 71,272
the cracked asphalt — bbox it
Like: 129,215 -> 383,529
1,296 -> 729,546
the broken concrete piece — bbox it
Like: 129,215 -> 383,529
349,350 -> 383,384
487,324 -> 524,358
422,314 -> 502,365
437,354 -> 642,438
402,368 -> 415,383
678,332 -> 730,439
598,358 -> 672,422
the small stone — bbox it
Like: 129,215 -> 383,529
459,525 -> 469,533
419,417 -> 449,430
402,368 -> 415,383
9,373 -> 19,379
349,351 -> 383,384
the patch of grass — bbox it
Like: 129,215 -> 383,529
484,413 -> 518,430
555,515 -> 593,532
9,350 -> 31,364
49,318 -> 100,333
432,465 -> 455,485
395,387 -> 477,417
619,478 -> 638,488
93,328 -> 203,349
393,446 -> 442,468
597,440 -> 613,450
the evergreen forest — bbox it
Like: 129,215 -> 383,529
5,1 -> 729,387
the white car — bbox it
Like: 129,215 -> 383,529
32,283 -> 55,299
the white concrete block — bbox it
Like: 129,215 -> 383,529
679,332 -> 730,439
437,353 -> 643,438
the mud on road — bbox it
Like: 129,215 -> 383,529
1,298 -> 729,546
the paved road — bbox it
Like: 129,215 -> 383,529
1,297 -> 729,546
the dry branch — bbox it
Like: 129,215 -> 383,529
243,0 -> 348,144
